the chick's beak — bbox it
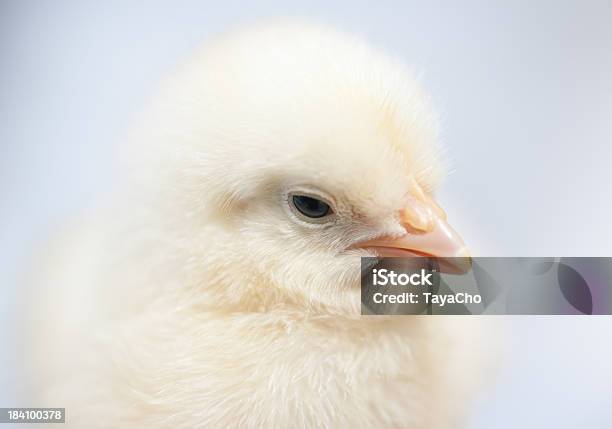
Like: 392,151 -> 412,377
354,189 -> 471,273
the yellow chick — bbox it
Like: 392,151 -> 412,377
28,22 -> 486,428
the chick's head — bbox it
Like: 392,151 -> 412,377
126,24 -> 467,315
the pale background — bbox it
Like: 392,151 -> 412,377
1,1 -> 612,427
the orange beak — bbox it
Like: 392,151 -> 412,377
354,186 -> 471,273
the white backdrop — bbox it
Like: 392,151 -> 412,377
1,1 -> 612,426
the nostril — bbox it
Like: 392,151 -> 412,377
399,205 -> 434,233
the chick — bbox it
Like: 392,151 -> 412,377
28,23 -> 486,428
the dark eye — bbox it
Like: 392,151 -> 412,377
291,195 -> 332,219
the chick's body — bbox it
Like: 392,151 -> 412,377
29,24 -> 486,428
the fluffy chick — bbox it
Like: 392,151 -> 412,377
28,23 -> 486,428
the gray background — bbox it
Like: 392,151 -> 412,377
1,1 -> 612,427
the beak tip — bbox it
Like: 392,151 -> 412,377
455,246 -> 471,259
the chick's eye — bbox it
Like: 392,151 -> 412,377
291,195 -> 332,219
